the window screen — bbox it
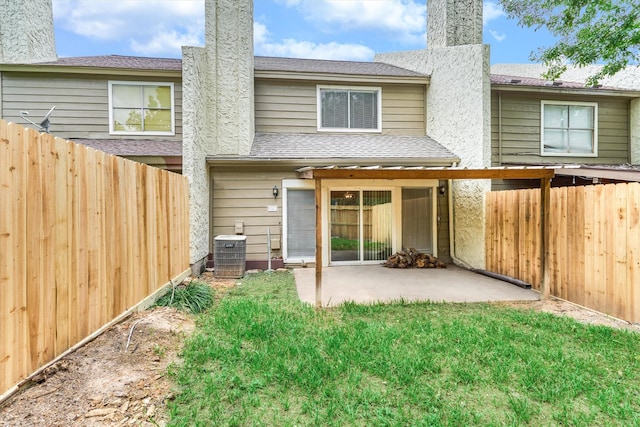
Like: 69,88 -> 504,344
320,88 -> 379,130
286,189 -> 315,258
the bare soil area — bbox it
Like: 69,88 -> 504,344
1,273 -> 637,427
500,298 -> 640,333
0,307 -> 194,427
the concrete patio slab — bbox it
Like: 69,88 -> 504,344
294,265 -> 539,307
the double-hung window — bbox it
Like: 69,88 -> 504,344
109,81 -> 175,135
317,86 -> 381,132
541,100 -> 597,156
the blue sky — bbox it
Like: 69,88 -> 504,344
52,0 -> 554,64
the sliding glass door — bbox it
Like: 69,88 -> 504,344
330,190 -> 392,263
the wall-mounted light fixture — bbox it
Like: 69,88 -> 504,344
438,184 -> 446,196
273,185 -> 279,199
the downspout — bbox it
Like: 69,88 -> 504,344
0,71 -> 3,120
448,161 -> 533,289
498,91 -> 503,166
628,99 -> 632,163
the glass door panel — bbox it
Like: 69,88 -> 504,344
363,190 -> 392,261
402,188 -> 433,253
330,190 -> 360,262
286,189 -> 315,258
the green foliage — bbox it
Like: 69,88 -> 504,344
499,0 -> 640,85
154,281 -> 213,314
330,237 -> 387,251
167,272 -> 640,426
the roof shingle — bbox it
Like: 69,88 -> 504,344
248,133 -> 458,164
72,138 -> 182,156
38,55 -> 182,71
31,54 -> 425,77
254,56 -> 426,77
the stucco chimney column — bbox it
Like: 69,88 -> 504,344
428,0 -> 483,48
0,0 -> 57,63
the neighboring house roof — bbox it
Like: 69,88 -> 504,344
492,63 -> 640,91
490,73 -> 640,96
72,139 -> 182,156
6,54 -> 424,78
254,56 -> 426,78
490,74 -> 591,89
240,133 -> 458,165
38,55 -> 182,71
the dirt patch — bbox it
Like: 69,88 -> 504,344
0,273 -> 235,427
1,274 -> 637,427
0,306 -> 194,427
498,298 -> 640,333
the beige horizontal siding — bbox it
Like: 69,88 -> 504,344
211,170 -> 298,260
255,79 -> 426,135
212,170 -> 451,263
492,91 -> 629,165
1,72 -> 182,141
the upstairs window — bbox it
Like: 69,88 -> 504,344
318,86 -> 381,132
109,81 -> 175,135
541,100 -> 597,156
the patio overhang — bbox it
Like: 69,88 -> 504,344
297,165 -> 556,180
297,165 -> 556,308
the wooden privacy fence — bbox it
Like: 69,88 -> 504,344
0,121 -> 190,397
486,183 -> 640,323
330,204 -> 393,242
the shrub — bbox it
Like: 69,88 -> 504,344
155,281 -> 213,314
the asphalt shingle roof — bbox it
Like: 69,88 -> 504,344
72,139 -> 182,156
32,55 -> 425,77
38,55 -> 182,71
490,74 -> 616,90
248,133 -> 458,163
254,56 -> 426,77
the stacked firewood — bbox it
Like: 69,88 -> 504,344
383,248 -> 447,269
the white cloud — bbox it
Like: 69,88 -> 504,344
483,2 -> 506,25
254,22 -> 374,60
488,29 -> 506,42
131,29 -> 203,56
254,22 -> 270,46
52,0 -> 204,56
278,0 -> 426,44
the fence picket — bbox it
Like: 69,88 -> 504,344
10,124 -> 28,383
628,183 -> 640,321
0,120 -> 190,397
486,182 -> 640,323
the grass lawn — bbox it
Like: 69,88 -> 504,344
168,272 -> 640,426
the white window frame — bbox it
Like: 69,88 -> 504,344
540,100 -> 598,157
316,85 -> 382,133
108,80 -> 175,136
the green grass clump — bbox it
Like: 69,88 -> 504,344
331,237 -> 387,251
167,272 -> 640,426
155,281 -> 213,314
